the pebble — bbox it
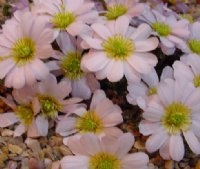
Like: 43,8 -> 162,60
1,129 -> 13,137
165,160 -> 174,169
8,144 -> 23,154
195,160 -> 200,169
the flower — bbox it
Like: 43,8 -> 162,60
127,66 -> 173,109
56,90 -> 123,141
173,55 -> 200,88
47,31 -> 100,100
140,6 -> 190,55
61,133 -> 149,169
0,85 -> 43,138
0,74 -> 83,137
179,22 -> 200,56
104,0 -> 144,20
33,0 -> 98,38
81,16 -> 158,83
139,78 -> 200,161
0,10 -> 53,89
11,0 -> 29,12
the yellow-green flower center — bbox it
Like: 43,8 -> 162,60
38,95 -> 62,119
188,39 -> 200,55
76,111 -> 103,134
152,22 -> 171,37
102,34 -> 134,60
147,86 -> 157,96
12,38 -> 35,66
89,152 -> 121,169
162,102 -> 191,134
15,105 -> 34,125
179,14 -> 194,23
105,4 -> 128,20
193,75 -> 200,87
51,12 -> 76,30
61,52 -> 84,80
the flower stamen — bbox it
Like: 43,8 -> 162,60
76,111 -> 103,134
188,39 -> 200,55
61,52 -> 84,80
152,22 -> 171,37
162,102 -> 191,134
106,4 -> 128,20
102,34 -> 134,60
89,152 -> 121,169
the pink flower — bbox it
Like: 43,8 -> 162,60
139,78 -> 200,161
173,55 -> 200,88
127,66 -> 173,109
61,133 -> 149,169
33,0 -> 98,38
179,22 -> 200,57
0,74 -> 83,138
56,90 -> 123,142
103,0 -> 144,20
81,16 -> 158,83
140,7 -> 190,55
0,10 -> 53,89
47,31 -> 100,100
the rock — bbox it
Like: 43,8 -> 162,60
0,153 -> 8,167
134,140 -> 145,150
1,129 -> 13,136
25,138 -> 41,154
8,144 -> 23,154
195,160 -> 200,169
165,160 -> 174,169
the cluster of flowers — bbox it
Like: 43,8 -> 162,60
0,0 -> 200,168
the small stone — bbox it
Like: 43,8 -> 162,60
1,129 -> 13,136
8,144 -> 23,154
195,160 -> 200,169
134,140 -> 145,150
165,160 -> 174,169
59,145 -> 72,156
25,138 -> 41,154
0,153 -> 8,167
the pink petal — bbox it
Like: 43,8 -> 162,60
107,60 -> 124,82
67,22 -> 84,36
102,112 -> 123,127
0,58 -> 15,79
135,37 -> 158,52
169,135 -> 184,161
116,133 -> 135,158
146,129 -> 168,153
35,115 -> 48,136
14,124 -> 26,137
90,90 -> 106,111
61,156 -> 89,169
91,23 -> 112,40
121,152 -> 149,168
81,52 -> 109,72
0,112 -> 19,127
183,130 -> 200,154
115,16 -> 129,35
127,53 -> 157,74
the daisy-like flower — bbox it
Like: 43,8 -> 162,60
61,133 -> 149,169
56,90 -> 123,142
127,66 -> 173,109
103,0 -> 144,20
0,10 -> 53,89
0,86 -> 45,138
179,22 -> 200,56
0,74 -> 83,137
81,16 -> 158,83
139,78 -> 200,161
140,6 -> 190,55
48,31 -> 100,100
173,55 -> 200,88
33,0 -> 98,38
